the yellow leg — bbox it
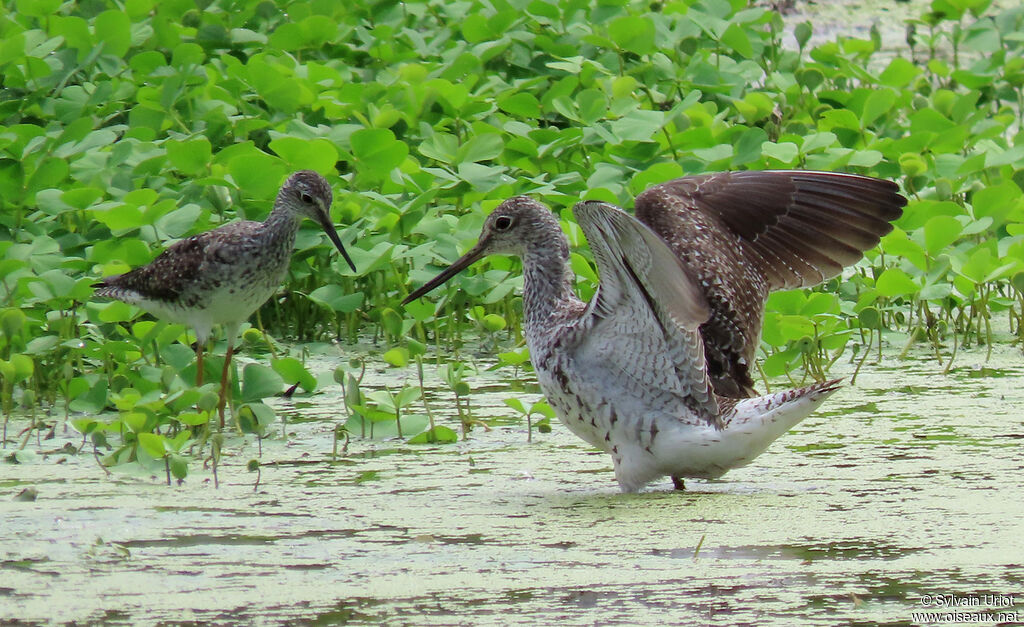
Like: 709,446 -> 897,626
217,343 -> 234,429
195,342 -> 204,387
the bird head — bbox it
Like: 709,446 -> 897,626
402,196 -> 566,304
280,170 -> 356,272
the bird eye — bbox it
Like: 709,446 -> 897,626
494,215 -> 514,231
300,192 -> 314,204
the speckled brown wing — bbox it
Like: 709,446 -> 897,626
93,222 -> 263,303
94,235 -> 210,302
634,170 -> 906,398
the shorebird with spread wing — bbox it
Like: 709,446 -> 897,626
405,171 -> 905,492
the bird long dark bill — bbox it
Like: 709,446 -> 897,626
402,239 -> 489,305
320,218 -> 357,272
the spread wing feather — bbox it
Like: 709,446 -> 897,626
633,170 -> 906,398
567,201 -> 720,425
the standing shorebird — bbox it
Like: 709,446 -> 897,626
94,170 -> 356,427
404,171 -> 905,492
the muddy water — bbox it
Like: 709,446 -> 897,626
783,0 -> 1019,51
2,337 -> 1022,625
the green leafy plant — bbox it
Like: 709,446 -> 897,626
503,397 -> 555,443
3,0 -> 1024,481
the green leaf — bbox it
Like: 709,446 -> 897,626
772,314 -> 816,344
351,128 -> 408,176
25,335 -> 59,355
801,292 -> 839,316
93,203 -> 145,233
8,354 -> 34,383
503,397 -> 526,414
69,378 -> 108,414
126,0 -> 155,20
761,141 -> 799,164
794,21 -> 812,49
858,307 -> 882,330
767,290 -> 810,317
480,314 -> 506,332
268,137 -> 338,172
94,301 -> 134,323
461,14 -> 492,43
228,149 -> 288,200
800,132 -> 838,154
970,182 -> 1023,224
403,298 -> 436,321
63,186 -> 104,210
631,162 -> 684,196
879,57 -> 921,87
137,432 -> 167,458
71,418 -> 99,436
16,0 -> 62,17
27,158 -> 69,194
923,215 -> 963,256
720,23 -> 753,58
407,425 -> 459,444
241,363 -> 284,402
177,411 -> 210,427
455,134 -> 505,164
166,137 -> 212,176
95,10 -> 131,56
123,411 -> 149,434
498,92 -> 540,118
761,347 -> 801,377
531,401 -> 555,418
876,268 -> 920,298
1011,272 -> 1024,294
268,23 -> 304,50
156,203 -> 201,238
898,153 -> 927,177
171,42 -> 204,68
497,349 -> 530,366
168,454 -> 188,479
405,338 -> 426,357
238,402 -> 276,434
959,247 -> 1011,284
608,16 -> 655,55
271,357 -> 317,393
576,89 -> 609,124
308,285 -> 364,313
610,110 -> 664,142
796,67 -> 824,90
527,0 -> 559,21
394,386 -> 421,407
818,109 -> 860,132
247,55 -> 306,113
457,162 -> 510,191
1,308 -> 27,342
846,150 -> 883,167
734,92 -> 774,123
381,308 -> 403,337
861,89 -> 897,127
382,347 -> 409,367
50,16 -> 92,59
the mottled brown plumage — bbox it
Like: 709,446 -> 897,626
635,170 -> 905,398
404,170 -> 905,492
94,170 -> 355,426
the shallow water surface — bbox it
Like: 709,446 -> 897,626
2,339 -> 1023,625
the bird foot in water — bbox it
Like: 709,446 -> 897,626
671,476 -> 686,491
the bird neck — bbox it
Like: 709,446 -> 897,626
262,203 -> 303,247
521,237 -> 580,339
